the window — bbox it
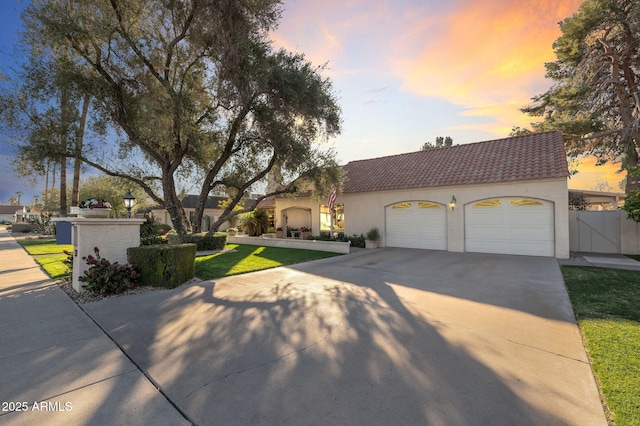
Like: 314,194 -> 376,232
392,202 -> 412,209
320,204 -> 344,231
510,199 -> 543,206
473,200 -> 502,208
418,202 -> 440,209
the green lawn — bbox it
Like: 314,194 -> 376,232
18,239 -> 73,255
18,239 -> 72,279
561,266 -> 640,426
195,243 -> 341,280
34,254 -> 71,279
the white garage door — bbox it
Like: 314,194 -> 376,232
386,201 -> 447,250
465,198 -> 554,257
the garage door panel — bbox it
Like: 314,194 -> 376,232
509,225 -> 551,240
465,198 -> 554,257
386,201 -> 446,250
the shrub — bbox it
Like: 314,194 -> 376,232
79,247 -> 140,295
343,233 -> 366,248
569,191 -> 589,211
63,249 -> 74,271
242,208 -> 269,236
623,190 -> 640,222
140,217 -> 163,245
128,244 -> 196,288
167,232 -> 227,250
366,227 -> 381,241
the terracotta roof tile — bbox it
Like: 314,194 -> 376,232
343,131 -> 569,193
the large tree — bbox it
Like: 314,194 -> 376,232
23,0 -> 341,234
1,40 -> 92,216
522,0 -> 640,192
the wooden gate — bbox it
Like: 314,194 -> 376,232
570,211 -> 620,253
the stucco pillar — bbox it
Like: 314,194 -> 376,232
67,218 -> 145,292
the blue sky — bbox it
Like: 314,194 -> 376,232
0,0 -> 624,205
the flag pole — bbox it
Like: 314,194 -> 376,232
328,185 -> 337,240
329,206 -> 334,239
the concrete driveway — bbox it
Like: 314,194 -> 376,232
85,248 -> 606,425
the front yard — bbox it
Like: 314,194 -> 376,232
194,243 -> 341,280
19,239 -> 341,282
561,266 -> 640,426
18,239 -> 72,279
17,238 -> 638,424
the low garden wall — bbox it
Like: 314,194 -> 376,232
228,235 -> 351,254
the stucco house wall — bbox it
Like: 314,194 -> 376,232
273,196 -> 325,234
342,177 -> 569,259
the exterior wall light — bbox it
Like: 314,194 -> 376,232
123,190 -> 136,218
449,196 -> 457,211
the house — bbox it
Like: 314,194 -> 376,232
0,205 -> 19,223
150,195 -> 258,231
272,131 -> 570,258
570,189 -> 625,210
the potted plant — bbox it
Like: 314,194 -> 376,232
276,226 -> 284,238
79,198 -> 112,218
227,227 -> 238,236
300,226 -> 311,240
365,227 -> 380,249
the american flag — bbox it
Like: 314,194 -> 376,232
328,186 -> 337,211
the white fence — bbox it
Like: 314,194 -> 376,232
569,211 -> 640,254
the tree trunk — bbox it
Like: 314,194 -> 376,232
162,171 -> 190,235
72,94 -> 90,206
59,87 -> 70,217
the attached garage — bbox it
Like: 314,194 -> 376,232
465,198 -> 555,257
386,201 -> 447,250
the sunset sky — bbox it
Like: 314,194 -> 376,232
0,0 -> 625,204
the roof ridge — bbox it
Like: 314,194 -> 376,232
344,131 -> 562,165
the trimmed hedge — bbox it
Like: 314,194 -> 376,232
127,243 -> 196,288
167,232 -> 227,251
12,223 -> 33,233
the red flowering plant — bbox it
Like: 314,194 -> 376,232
79,198 -> 112,209
300,226 -> 310,232
79,247 -> 139,295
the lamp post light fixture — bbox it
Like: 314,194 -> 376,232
449,195 -> 457,211
123,190 -> 136,218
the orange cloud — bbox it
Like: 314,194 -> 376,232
391,0 -> 583,134
569,157 -> 626,191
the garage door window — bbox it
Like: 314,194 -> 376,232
510,199 -> 543,206
418,202 -> 440,209
474,199 -> 501,207
392,202 -> 412,209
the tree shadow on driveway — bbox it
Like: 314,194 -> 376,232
84,249 -> 605,425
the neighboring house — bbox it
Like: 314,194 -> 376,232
570,190 -> 625,210
0,205 -> 19,223
150,195 -> 258,231
271,131 -> 571,258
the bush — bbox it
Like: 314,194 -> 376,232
343,233 -> 366,248
366,227 -> 381,241
623,190 -> 640,222
79,247 -> 140,295
569,191 -> 589,211
242,208 -> 269,236
128,244 -> 196,288
167,232 -> 227,250
140,217 -> 163,245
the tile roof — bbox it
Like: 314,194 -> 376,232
342,131 -> 569,193
0,205 -> 21,215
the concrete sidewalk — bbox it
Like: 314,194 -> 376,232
0,231 -> 189,425
559,252 -> 640,271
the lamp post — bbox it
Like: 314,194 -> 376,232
123,190 -> 135,218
